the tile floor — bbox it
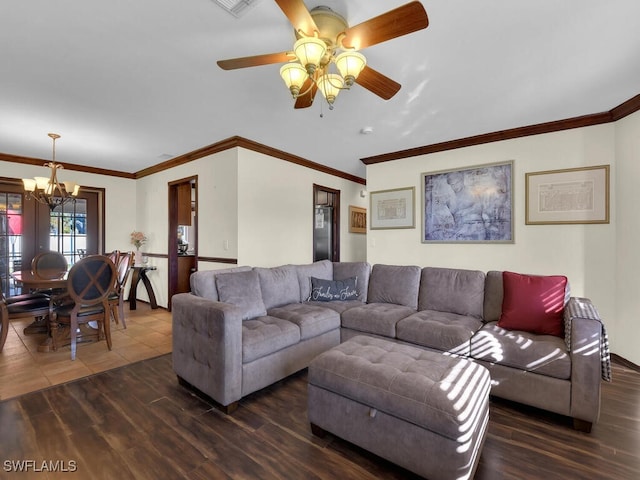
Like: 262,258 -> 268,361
0,302 -> 172,401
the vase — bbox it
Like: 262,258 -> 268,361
134,249 -> 143,266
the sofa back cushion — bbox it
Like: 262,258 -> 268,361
418,267 -> 485,318
215,270 -> 267,320
255,265 -> 301,310
333,262 -> 371,302
189,266 -> 252,301
367,264 -> 421,309
483,271 -> 504,322
294,260 -> 333,302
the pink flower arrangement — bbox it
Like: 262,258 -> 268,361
130,231 -> 147,250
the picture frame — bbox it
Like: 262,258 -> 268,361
422,160 -> 514,243
348,205 -> 367,233
525,165 -> 610,224
370,187 -> 415,230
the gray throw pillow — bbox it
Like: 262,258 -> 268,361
309,276 -> 358,302
215,270 -> 267,320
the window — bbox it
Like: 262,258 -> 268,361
0,191 -> 24,297
49,198 -> 88,266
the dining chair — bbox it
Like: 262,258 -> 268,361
108,251 -> 133,328
106,250 -> 120,266
31,251 -> 68,273
0,291 -> 52,353
50,255 -> 117,360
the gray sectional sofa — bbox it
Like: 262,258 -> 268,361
172,260 -> 608,431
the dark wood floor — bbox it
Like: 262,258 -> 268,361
1,356 -> 638,480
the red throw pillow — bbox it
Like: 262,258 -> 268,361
498,271 -> 568,337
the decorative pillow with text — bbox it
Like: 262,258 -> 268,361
308,277 -> 358,302
498,271 -> 568,337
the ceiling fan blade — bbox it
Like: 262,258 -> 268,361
294,78 -> 317,109
341,1 -> 429,50
355,66 -> 401,100
217,52 -> 294,70
274,0 -> 319,36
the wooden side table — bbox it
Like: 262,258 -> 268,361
128,266 -> 158,310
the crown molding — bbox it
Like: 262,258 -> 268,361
134,136 -> 367,185
0,152 -> 136,179
361,93 -> 640,165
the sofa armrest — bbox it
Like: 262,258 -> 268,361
565,297 -> 602,425
171,292 -> 243,407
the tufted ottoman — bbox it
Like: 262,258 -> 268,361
308,335 -> 491,480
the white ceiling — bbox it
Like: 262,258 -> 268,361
1,1 -> 639,179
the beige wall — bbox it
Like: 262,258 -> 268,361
237,148 -> 367,267
614,109 -> 640,364
366,122 -> 635,360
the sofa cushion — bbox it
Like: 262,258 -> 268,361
305,300 -> 363,314
341,303 -> 416,337
470,321 -> 571,379
308,277 -> 358,302
242,316 -> 301,363
255,265 -> 301,310
483,270 -> 504,322
294,260 -> 333,303
267,303 -> 340,340
418,267 -> 485,318
215,270 -> 267,320
396,310 -> 483,355
498,271 -> 568,337
367,264 -> 421,309
189,266 -> 252,301
333,262 -> 371,302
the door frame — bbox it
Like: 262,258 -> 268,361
312,184 -> 340,262
168,175 -> 198,310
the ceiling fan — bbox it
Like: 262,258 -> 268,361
217,0 -> 429,109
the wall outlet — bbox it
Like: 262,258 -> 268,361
223,239 -> 229,251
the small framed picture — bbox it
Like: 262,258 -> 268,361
348,205 -> 367,233
525,165 -> 610,224
370,187 -> 415,230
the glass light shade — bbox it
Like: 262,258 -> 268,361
279,63 -> 308,97
22,178 -> 36,192
293,37 -> 326,74
63,181 -> 80,196
34,176 -> 50,190
317,74 -> 343,105
335,51 -> 366,86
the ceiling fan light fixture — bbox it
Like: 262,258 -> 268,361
335,51 -> 366,87
293,36 -> 326,75
317,73 -> 343,106
280,63 -> 308,98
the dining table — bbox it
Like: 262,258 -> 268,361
10,268 -> 96,352
11,268 -> 69,290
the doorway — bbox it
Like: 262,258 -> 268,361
313,184 -> 340,262
168,176 -> 197,310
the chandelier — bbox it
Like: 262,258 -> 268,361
279,9 -> 366,110
22,133 -> 80,211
